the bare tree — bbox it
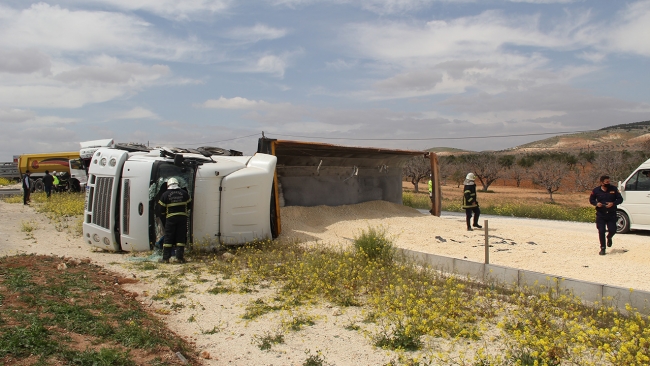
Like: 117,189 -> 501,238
509,163 -> 527,187
573,167 -> 600,192
403,156 -> 430,193
592,151 -> 627,182
531,160 -> 566,202
466,152 -> 503,191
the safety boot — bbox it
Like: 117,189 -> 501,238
159,247 -> 172,263
175,246 -> 186,264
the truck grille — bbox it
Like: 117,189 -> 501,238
92,177 -> 113,229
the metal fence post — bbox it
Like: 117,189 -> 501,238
484,219 -> 489,264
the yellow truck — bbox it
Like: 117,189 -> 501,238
17,152 -> 87,192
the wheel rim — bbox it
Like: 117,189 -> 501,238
616,213 -> 627,232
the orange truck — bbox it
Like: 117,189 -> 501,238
17,152 -> 87,192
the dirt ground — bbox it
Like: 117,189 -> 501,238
1,192 -> 650,365
407,180 -> 593,208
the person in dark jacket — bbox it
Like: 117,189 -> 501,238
22,170 -> 31,205
589,175 -> 623,255
462,172 -> 482,231
156,177 -> 192,263
42,170 -> 54,198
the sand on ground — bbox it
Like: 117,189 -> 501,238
1,199 -> 648,365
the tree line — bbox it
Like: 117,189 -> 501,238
403,145 -> 650,202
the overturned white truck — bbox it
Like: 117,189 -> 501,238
83,138 -> 439,252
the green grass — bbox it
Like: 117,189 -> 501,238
185,230 -> 650,365
402,191 -> 595,222
0,254 -> 196,365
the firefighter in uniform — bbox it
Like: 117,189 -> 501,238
589,175 -> 623,255
157,177 -> 192,263
462,172 -> 482,231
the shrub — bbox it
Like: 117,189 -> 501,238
353,226 -> 395,262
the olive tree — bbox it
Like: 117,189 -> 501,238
465,152 -> 503,192
403,156 -> 430,193
531,159 -> 567,202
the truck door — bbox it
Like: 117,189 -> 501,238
119,160 -> 156,252
146,162 -> 195,251
623,169 -> 650,226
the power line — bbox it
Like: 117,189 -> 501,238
167,133 -> 261,146
263,130 -> 592,141
164,129 -> 592,146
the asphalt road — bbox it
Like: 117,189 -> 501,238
0,189 -> 21,197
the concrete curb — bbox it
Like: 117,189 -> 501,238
399,248 -> 650,315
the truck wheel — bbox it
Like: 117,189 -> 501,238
33,179 -> 44,192
616,210 -> 630,234
70,179 -> 81,192
270,183 -> 279,238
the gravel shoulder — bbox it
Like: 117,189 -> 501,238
2,199 -> 649,365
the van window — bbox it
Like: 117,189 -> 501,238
626,170 -> 650,191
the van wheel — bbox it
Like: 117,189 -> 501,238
616,211 -> 630,234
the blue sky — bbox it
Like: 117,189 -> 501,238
1,0 -> 649,160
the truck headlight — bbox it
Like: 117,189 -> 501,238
93,234 -> 100,242
109,158 -> 116,167
100,158 -> 107,166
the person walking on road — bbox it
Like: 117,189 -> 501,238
22,170 -> 31,205
42,170 -> 54,198
589,175 -> 623,255
462,172 -> 482,231
156,177 -> 192,263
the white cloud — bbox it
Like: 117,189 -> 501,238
0,49 -> 51,75
270,0 -> 456,15
54,58 -> 170,85
0,3 -> 206,61
604,0 -> 650,57
68,0 -> 232,21
115,107 -> 160,120
0,108 -> 36,124
325,59 -> 358,70
508,0 -> 580,3
226,23 -> 288,43
199,96 -> 286,110
0,57 -> 170,108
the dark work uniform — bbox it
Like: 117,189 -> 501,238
462,181 -> 481,230
157,188 -> 192,262
589,184 -> 623,250
22,174 -> 31,205
42,173 -> 54,198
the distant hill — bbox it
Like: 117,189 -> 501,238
425,147 -> 472,155
426,120 -> 650,154
511,120 -> 650,153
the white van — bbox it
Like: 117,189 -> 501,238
617,158 -> 650,233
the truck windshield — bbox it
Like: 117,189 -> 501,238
149,163 -> 195,201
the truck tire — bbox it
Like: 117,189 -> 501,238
616,210 -> 630,234
33,179 -> 44,192
270,183 -> 279,238
70,179 -> 81,192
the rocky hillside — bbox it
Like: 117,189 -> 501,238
429,120 -> 650,154
512,120 -> 650,153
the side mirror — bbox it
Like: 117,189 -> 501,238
618,181 -> 624,192
174,154 -> 184,167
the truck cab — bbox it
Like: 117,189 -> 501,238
83,146 -> 277,252
617,158 -> 650,233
